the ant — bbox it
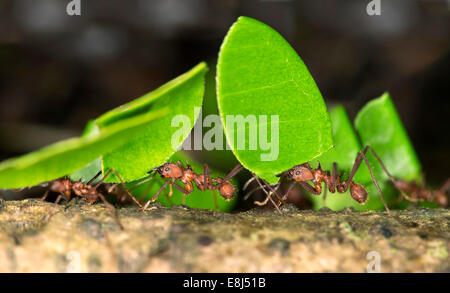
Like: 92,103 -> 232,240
134,161 -> 244,211
246,146 -> 449,215
40,169 -> 140,230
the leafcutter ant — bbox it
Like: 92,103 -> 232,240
40,169 -> 138,229
246,145 -> 449,215
244,146 -> 412,216
134,162 -> 244,211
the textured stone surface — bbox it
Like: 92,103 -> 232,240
0,198 -> 448,273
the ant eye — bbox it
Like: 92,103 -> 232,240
295,171 -> 301,175
165,167 -> 170,172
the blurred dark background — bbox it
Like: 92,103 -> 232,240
0,0 -> 449,190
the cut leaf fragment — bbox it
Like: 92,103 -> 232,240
217,16 -> 333,184
355,92 -> 422,183
71,62 -> 208,183
0,109 -> 168,189
98,62 -> 208,183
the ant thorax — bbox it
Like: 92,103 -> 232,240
311,168 -> 327,184
181,168 -> 195,183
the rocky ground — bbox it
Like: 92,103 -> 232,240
0,198 -> 448,273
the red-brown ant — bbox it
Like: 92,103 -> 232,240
136,161 -> 243,211
40,169 -> 139,230
245,146 -> 449,215
366,149 -> 449,208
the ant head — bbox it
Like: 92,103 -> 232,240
219,181 -> 235,201
286,165 -> 313,182
350,183 -> 368,204
157,163 -> 183,179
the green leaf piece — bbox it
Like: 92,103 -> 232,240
69,158 -> 102,184
97,62 -> 208,182
308,105 -> 396,211
0,109 -> 168,189
126,151 -> 238,212
354,92 -> 422,182
217,16 -> 333,184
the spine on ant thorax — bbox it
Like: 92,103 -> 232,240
311,169 -> 346,193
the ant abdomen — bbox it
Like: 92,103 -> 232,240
350,183 -> 368,204
219,182 -> 235,201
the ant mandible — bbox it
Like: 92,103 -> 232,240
40,168 -> 140,230
134,161 -> 244,211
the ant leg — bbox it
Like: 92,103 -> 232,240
141,180 -> 190,211
203,164 -> 219,210
204,164 -> 210,191
211,189 -> 219,211
41,189 -> 50,201
340,147 -> 391,215
169,181 -> 191,205
364,146 -> 397,183
257,179 -> 285,204
168,181 -> 173,198
169,181 -> 190,194
128,173 -> 157,204
331,163 -> 338,193
162,185 -> 174,205
284,182 -> 297,201
252,183 -> 277,205
128,172 -> 157,192
243,176 -> 257,191
98,169 -> 143,208
321,163 -> 337,207
244,183 -> 274,201
341,148 -> 391,214
43,193 -> 68,224
141,181 -> 169,211
364,146 -> 413,206
86,170 -> 102,185
253,176 -> 282,213
95,192 -> 124,230
248,182 -> 281,202
219,163 -> 244,188
322,185 -> 328,207
358,151 -> 392,216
